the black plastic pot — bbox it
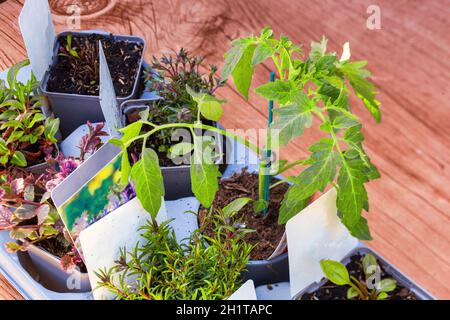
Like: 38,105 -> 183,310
242,252 -> 289,287
41,31 -> 146,139
293,246 -> 435,300
120,99 -> 229,200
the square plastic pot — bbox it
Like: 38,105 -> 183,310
292,245 -> 435,300
41,31 -> 146,139
17,244 -> 91,293
120,99 -> 230,200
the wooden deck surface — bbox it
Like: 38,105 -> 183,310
0,0 -> 449,299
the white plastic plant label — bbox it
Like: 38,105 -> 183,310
99,42 -> 122,137
286,188 -> 359,297
227,280 -> 257,300
79,197 -> 167,300
18,0 -> 56,81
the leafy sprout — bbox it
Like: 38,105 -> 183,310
0,60 -> 59,168
320,253 -> 397,300
95,198 -> 254,300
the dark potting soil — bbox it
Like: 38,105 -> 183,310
47,33 -> 143,97
198,169 -> 288,260
35,236 -> 87,273
126,108 -> 226,169
299,253 -> 417,300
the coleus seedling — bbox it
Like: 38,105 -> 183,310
221,28 -> 381,239
0,60 -> 59,168
320,253 -> 397,300
0,121 -> 106,271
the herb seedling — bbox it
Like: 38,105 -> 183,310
0,60 -> 59,168
320,253 -> 397,300
95,198 -> 253,300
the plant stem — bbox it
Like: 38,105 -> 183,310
125,122 -> 261,156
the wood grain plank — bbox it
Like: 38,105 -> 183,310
0,0 -> 448,299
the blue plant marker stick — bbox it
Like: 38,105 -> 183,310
263,71 -> 276,217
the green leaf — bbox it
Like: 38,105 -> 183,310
271,92 -> 313,145
253,198 -> 268,213
362,253 -> 377,277
169,142 -> 193,158
320,259 -> 350,285
347,287 -> 359,299
346,216 -> 372,240
198,94 -> 224,121
5,242 -> 22,253
186,86 -> 224,121
7,60 -> 29,89
379,279 -> 397,293
222,197 -> 252,217
339,61 -> 381,122
279,139 -> 336,224
336,159 -> 368,228
190,137 -> 221,208
376,292 -> 389,300
131,148 -> 165,218
11,151 -> 27,167
309,37 -> 328,63
231,44 -> 256,99
119,152 -> 131,187
119,121 -> 142,144
44,117 -> 59,143
28,113 -> 46,128
6,130 -> 24,145
222,42 -> 249,81
252,42 -> 273,66
255,80 -> 292,105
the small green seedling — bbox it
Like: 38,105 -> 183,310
320,253 -> 397,300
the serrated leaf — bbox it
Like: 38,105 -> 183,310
5,242 -> 22,253
337,159 -> 368,228
255,80 -> 292,105
346,216 -> 372,240
279,139 -> 336,224
309,37 -> 328,62
320,259 -> 350,285
339,61 -> 381,122
131,148 -> 165,218
231,44 -> 256,99
222,42 -> 248,81
190,137 -> 221,208
252,42 -> 273,66
271,93 -> 313,145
